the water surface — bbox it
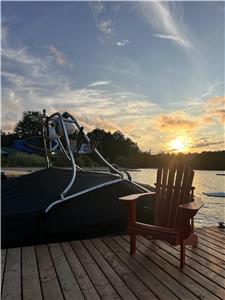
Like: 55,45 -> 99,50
130,169 -> 225,226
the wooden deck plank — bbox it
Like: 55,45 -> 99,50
36,244 -> 64,300
22,246 -> 42,300
94,238 -> 159,300
194,242 -> 225,261
83,240 -> 138,300
49,243 -> 84,300
2,248 -> 21,300
180,237 -> 225,269
2,226 -> 225,300
1,249 -> 7,289
70,240 -> 120,300
196,229 -> 225,248
207,227 -> 225,237
123,236 -> 217,300
199,228 -> 225,243
61,242 -> 100,300
152,239 -> 225,289
113,236 -> 197,300
137,236 -> 225,299
173,242 -> 225,279
198,237 -> 225,255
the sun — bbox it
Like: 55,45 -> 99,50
169,137 -> 190,153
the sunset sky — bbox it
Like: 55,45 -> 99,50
2,1 -> 225,153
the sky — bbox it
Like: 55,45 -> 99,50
1,1 -> 225,153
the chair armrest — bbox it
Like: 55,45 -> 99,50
119,192 -> 156,225
119,192 -> 155,203
179,197 -> 203,211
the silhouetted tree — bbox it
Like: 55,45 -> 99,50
14,111 -> 44,139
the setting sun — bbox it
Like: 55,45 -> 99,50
169,137 -> 191,153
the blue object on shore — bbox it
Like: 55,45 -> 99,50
203,192 -> 225,197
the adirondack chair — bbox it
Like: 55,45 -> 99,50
119,165 -> 203,268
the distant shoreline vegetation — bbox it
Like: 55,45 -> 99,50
1,111 -> 225,170
2,134 -> 225,171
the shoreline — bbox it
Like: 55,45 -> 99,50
2,166 -> 225,177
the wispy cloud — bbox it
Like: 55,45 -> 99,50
139,2 -> 192,50
98,19 -> 113,36
200,81 -> 224,99
88,81 -> 111,88
49,46 -> 66,65
116,39 -> 130,47
1,27 -> 157,142
153,33 -> 185,43
192,139 -> 224,149
202,96 -> 225,124
155,112 -> 198,131
89,2 -> 114,44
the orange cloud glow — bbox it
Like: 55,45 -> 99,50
156,112 -> 198,131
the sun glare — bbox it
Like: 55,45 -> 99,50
169,137 -> 190,153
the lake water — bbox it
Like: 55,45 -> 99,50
129,169 -> 225,227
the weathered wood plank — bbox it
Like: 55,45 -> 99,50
49,243 -> 84,300
172,242 -> 225,279
113,236 -> 196,300
200,228 -> 225,242
83,240 -> 137,300
22,246 -> 42,300
137,236 -> 225,299
123,235 -> 217,300
36,244 -> 64,300
2,227 -> 225,300
152,239 -> 225,289
195,242 -> 225,262
197,228 -> 225,245
2,248 -> 21,300
197,238 -> 225,255
1,249 -> 7,289
61,242 -> 100,300
196,229 -> 225,248
207,227 -> 225,237
100,237 -> 177,300
70,240 -> 120,300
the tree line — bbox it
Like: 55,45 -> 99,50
1,111 -> 225,170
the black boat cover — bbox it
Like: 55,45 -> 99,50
2,168 -> 151,248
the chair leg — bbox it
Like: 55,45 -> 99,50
130,234 -> 136,256
180,240 -> 185,269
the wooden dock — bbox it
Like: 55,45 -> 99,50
1,226 -> 225,299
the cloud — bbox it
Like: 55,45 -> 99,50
49,46 -> 66,65
203,96 -> 225,124
75,114 -> 118,132
116,39 -> 130,47
200,82 -> 224,99
139,2 -> 192,50
210,109 -> 225,124
98,19 -> 113,35
1,29 -> 157,141
89,2 -> 105,15
89,2 -> 114,43
153,33 -> 186,44
156,112 -> 198,131
87,81 -> 111,88
192,140 -> 224,149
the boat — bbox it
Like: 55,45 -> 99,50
2,111 -> 154,248
202,192 -> 225,197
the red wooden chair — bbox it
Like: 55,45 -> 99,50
119,165 -> 203,268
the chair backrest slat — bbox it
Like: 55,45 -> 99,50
154,165 -> 194,229
169,166 -> 185,228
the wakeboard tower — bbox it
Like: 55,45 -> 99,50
2,110 -> 153,248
